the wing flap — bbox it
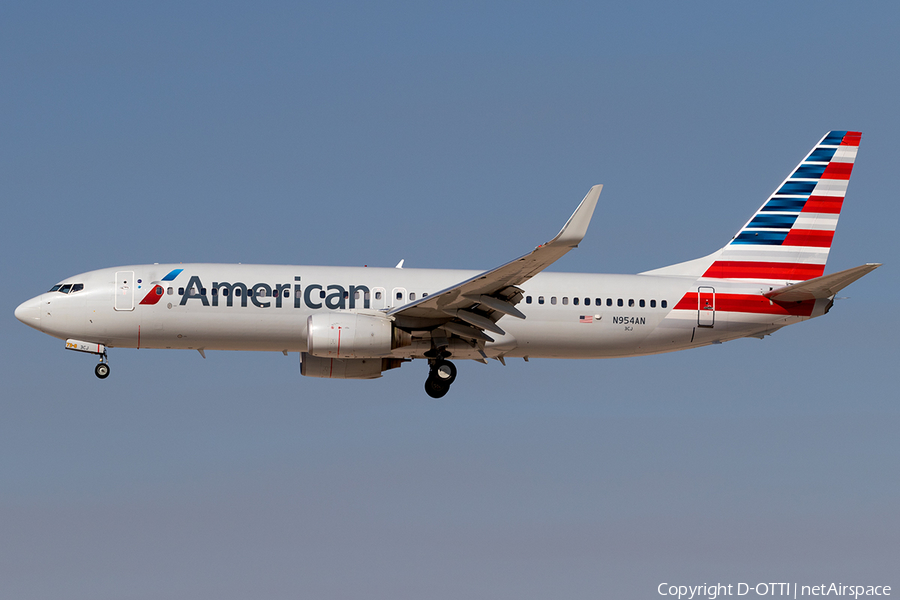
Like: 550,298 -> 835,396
764,263 -> 881,302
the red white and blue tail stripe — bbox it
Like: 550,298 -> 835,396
701,131 -> 860,283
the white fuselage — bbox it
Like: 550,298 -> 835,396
18,263 -> 829,362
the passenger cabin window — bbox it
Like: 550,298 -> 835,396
661,300 -> 668,308
538,296 -> 545,305
606,298 -> 612,307
650,299 -> 656,308
375,291 -> 383,300
550,297 -> 557,305
526,296 -> 532,304
562,297 -> 568,305
585,298 -> 591,306
628,299 -> 634,307
319,290 -> 326,299
410,292 -> 416,301
396,291 -> 403,300
617,299 -> 623,307
178,287 -> 185,295
167,287 -> 174,295
639,299 -> 645,308
573,297 -> 579,305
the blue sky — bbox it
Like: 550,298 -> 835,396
2,3 -> 897,598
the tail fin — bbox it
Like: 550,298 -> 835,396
644,131 -> 861,282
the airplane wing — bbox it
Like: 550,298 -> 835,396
764,263 -> 881,302
387,185 -> 602,341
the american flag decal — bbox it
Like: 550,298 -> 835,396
579,315 -> 593,323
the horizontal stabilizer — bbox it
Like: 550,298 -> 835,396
764,263 -> 881,302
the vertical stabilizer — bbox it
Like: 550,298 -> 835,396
643,131 -> 861,282
705,130 -> 860,282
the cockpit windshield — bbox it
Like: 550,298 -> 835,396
49,283 -> 84,294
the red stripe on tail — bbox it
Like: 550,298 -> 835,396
702,261 -> 825,281
821,162 -> 853,180
782,229 -> 835,248
841,132 -> 862,146
802,196 -> 843,214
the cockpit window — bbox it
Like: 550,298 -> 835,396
59,284 -> 73,294
49,284 -> 62,292
71,283 -> 84,293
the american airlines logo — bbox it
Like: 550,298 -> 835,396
168,275 -> 373,310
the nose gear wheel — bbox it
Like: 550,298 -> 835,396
94,351 -> 110,379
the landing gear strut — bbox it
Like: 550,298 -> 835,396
424,359 -> 456,398
94,353 -> 110,379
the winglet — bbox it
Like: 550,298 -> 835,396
388,184 -> 602,322
545,185 -> 602,248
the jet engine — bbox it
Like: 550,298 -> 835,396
300,353 -> 405,379
306,312 -> 410,359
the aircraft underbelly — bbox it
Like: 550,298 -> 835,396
501,318 -> 656,358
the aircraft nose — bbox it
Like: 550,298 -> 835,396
15,295 -> 42,331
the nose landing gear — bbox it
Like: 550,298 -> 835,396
95,361 -> 110,379
64,339 -> 111,379
424,359 -> 457,398
94,353 -> 110,379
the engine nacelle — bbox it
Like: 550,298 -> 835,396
307,312 -> 408,359
300,353 -> 405,379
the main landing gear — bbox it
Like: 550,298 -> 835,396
424,359 -> 457,398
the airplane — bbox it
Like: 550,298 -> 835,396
15,131 -> 880,397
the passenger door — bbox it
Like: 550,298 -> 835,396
114,271 -> 135,311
